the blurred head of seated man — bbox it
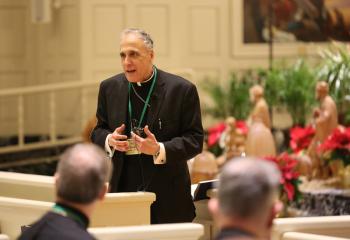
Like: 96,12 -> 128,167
209,157 -> 282,240
19,143 -> 111,240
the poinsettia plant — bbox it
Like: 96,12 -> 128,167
207,122 -> 226,148
264,152 -> 302,203
206,120 -> 248,156
289,125 -> 315,153
318,127 -> 350,166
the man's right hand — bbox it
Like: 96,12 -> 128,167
108,124 -> 128,152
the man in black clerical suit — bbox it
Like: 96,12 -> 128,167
91,28 -> 203,223
208,158 -> 282,240
18,144 -> 110,240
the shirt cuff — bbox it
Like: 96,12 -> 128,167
153,142 -> 166,164
105,134 -> 115,158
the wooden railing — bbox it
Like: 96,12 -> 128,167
0,81 -> 100,154
0,69 -> 197,155
89,223 -> 204,240
0,192 -> 156,239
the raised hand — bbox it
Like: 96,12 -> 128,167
109,124 -> 128,152
132,125 -> 160,155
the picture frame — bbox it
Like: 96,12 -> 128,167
231,0 -> 350,58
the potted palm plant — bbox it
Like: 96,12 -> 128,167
283,60 -> 317,126
318,42 -> 350,125
260,60 -> 316,127
201,72 -> 253,120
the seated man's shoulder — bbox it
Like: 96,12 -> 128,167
21,213 -> 95,240
39,223 -> 95,240
47,214 -> 94,239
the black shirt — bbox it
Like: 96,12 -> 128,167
215,227 -> 255,240
18,203 -> 95,240
118,79 -> 155,192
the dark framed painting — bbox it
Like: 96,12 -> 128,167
232,0 -> 350,57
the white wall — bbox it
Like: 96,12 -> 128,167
0,0 -> 316,135
0,0 -> 80,136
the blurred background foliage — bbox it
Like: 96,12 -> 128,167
201,73 -> 253,121
202,42 -> 350,128
318,43 -> 350,125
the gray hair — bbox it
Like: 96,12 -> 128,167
121,28 -> 154,50
218,157 -> 281,219
56,143 -> 111,204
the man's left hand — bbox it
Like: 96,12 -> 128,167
132,125 -> 160,155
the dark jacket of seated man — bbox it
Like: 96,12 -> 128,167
18,143 -> 110,240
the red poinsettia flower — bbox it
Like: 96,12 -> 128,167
207,122 -> 226,147
284,181 -> 295,202
318,127 -> 350,166
207,120 -> 249,147
324,128 -> 350,150
289,125 -> 315,153
235,120 -> 249,135
264,152 -> 300,202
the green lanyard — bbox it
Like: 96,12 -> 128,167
128,66 -> 157,129
52,204 -> 86,227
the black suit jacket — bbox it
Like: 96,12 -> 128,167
18,212 -> 94,240
91,69 -> 204,223
215,228 -> 256,240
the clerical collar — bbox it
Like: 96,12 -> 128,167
52,202 -> 89,229
136,69 -> 155,87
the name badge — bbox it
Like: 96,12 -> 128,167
125,139 -> 140,155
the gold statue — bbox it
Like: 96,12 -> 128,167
245,120 -> 276,158
313,81 -> 338,143
245,85 -> 276,158
308,81 -> 339,178
217,117 -> 246,167
248,85 -> 271,129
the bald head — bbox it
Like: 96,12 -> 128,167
217,158 -> 281,219
56,143 -> 111,204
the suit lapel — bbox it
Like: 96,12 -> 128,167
146,70 -> 166,132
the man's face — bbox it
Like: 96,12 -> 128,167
120,33 -> 154,83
